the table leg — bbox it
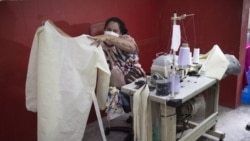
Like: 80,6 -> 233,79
160,104 -> 176,141
205,82 -> 219,118
205,82 -> 225,140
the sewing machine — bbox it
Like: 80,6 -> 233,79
120,12 -> 225,141
121,75 -> 225,141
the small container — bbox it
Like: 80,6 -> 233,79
156,79 -> 169,96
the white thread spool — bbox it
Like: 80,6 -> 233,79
189,52 -> 192,65
193,48 -> 200,64
168,73 -> 180,94
178,43 -> 190,68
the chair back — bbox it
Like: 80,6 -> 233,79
89,21 -> 105,36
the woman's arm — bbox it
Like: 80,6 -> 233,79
88,34 -> 138,53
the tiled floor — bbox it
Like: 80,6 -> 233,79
82,104 -> 250,141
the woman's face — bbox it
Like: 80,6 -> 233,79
105,21 -> 121,35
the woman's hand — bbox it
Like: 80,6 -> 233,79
88,35 -> 109,47
88,34 -> 137,53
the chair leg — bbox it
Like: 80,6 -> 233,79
105,126 -> 132,135
126,116 -> 133,124
105,126 -> 134,141
123,132 -> 134,141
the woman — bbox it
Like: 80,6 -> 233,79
88,17 -> 145,89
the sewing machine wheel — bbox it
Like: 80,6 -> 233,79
176,95 -> 205,133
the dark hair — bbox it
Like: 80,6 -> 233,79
104,17 -> 128,35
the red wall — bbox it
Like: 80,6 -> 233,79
0,0 -> 248,140
0,0 -> 161,140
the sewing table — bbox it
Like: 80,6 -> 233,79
121,76 -> 225,141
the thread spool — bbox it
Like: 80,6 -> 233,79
168,73 -> 180,94
178,43 -> 190,68
189,52 -> 192,65
193,48 -> 200,64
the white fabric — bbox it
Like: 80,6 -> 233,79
104,31 -> 119,37
25,21 -> 110,141
171,25 -> 181,51
201,44 -> 229,80
133,85 -> 152,141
